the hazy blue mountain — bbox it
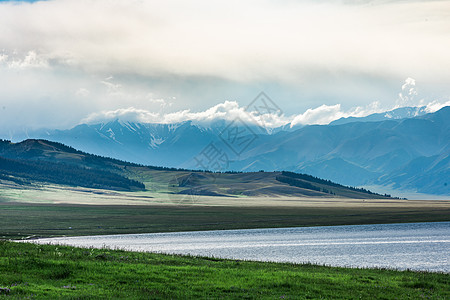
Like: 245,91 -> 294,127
33,120 -> 218,167
4,106 -> 449,195
227,107 -> 450,194
22,119 -> 269,168
376,152 -> 450,195
329,106 -> 428,125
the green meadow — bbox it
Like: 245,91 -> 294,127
0,240 -> 449,299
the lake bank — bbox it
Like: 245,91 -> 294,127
26,222 -> 450,273
2,201 -> 450,240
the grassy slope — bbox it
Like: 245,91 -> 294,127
0,139 -> 396,199
127,167 -> 391,199
0,241 -> 448,299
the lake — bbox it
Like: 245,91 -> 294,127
30,222 -> 450,272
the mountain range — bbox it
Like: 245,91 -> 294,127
3,106 -> 449,195
329,106 -> 428,125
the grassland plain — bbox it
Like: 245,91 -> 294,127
1,202 -> 450,239
0,240 -> 449,299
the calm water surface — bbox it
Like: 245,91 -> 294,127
33,222 -> 450,272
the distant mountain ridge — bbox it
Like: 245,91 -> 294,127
2,106 -> 449,195
232,107 -> 449,195
330,106 -> 428,125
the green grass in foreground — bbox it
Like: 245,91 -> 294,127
0,241 -> 448,299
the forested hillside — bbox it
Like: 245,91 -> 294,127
0,139 -> 145,191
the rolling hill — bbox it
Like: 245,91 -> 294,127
0,139 -> 394,199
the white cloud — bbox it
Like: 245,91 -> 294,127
0,0 -> 449,81
1,51 -> 49,69
101,77 -> 122,95
0,53 -> 7,64
396,77 -> 419,107
291,104 -> 343,126
75,88 -> 90,98
85,76 -> 448,127
79,100 -> 384,127
82,107 -> 160,124
81,91 -> 450,128
149,99 -> 165,105
425,99 -> 450,113
81,101 -> 291,126
290,101 -> 386,126
394,77 -> 450,113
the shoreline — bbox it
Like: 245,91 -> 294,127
12,219 -> 450,239
1,240 -> 449,299
14,239 -> 450,274
18,221 -> 450,273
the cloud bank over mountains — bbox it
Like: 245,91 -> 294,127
80,77 -> 450,128
82,92 -> 450,128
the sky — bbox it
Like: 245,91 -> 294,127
0,0 -> 449,133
